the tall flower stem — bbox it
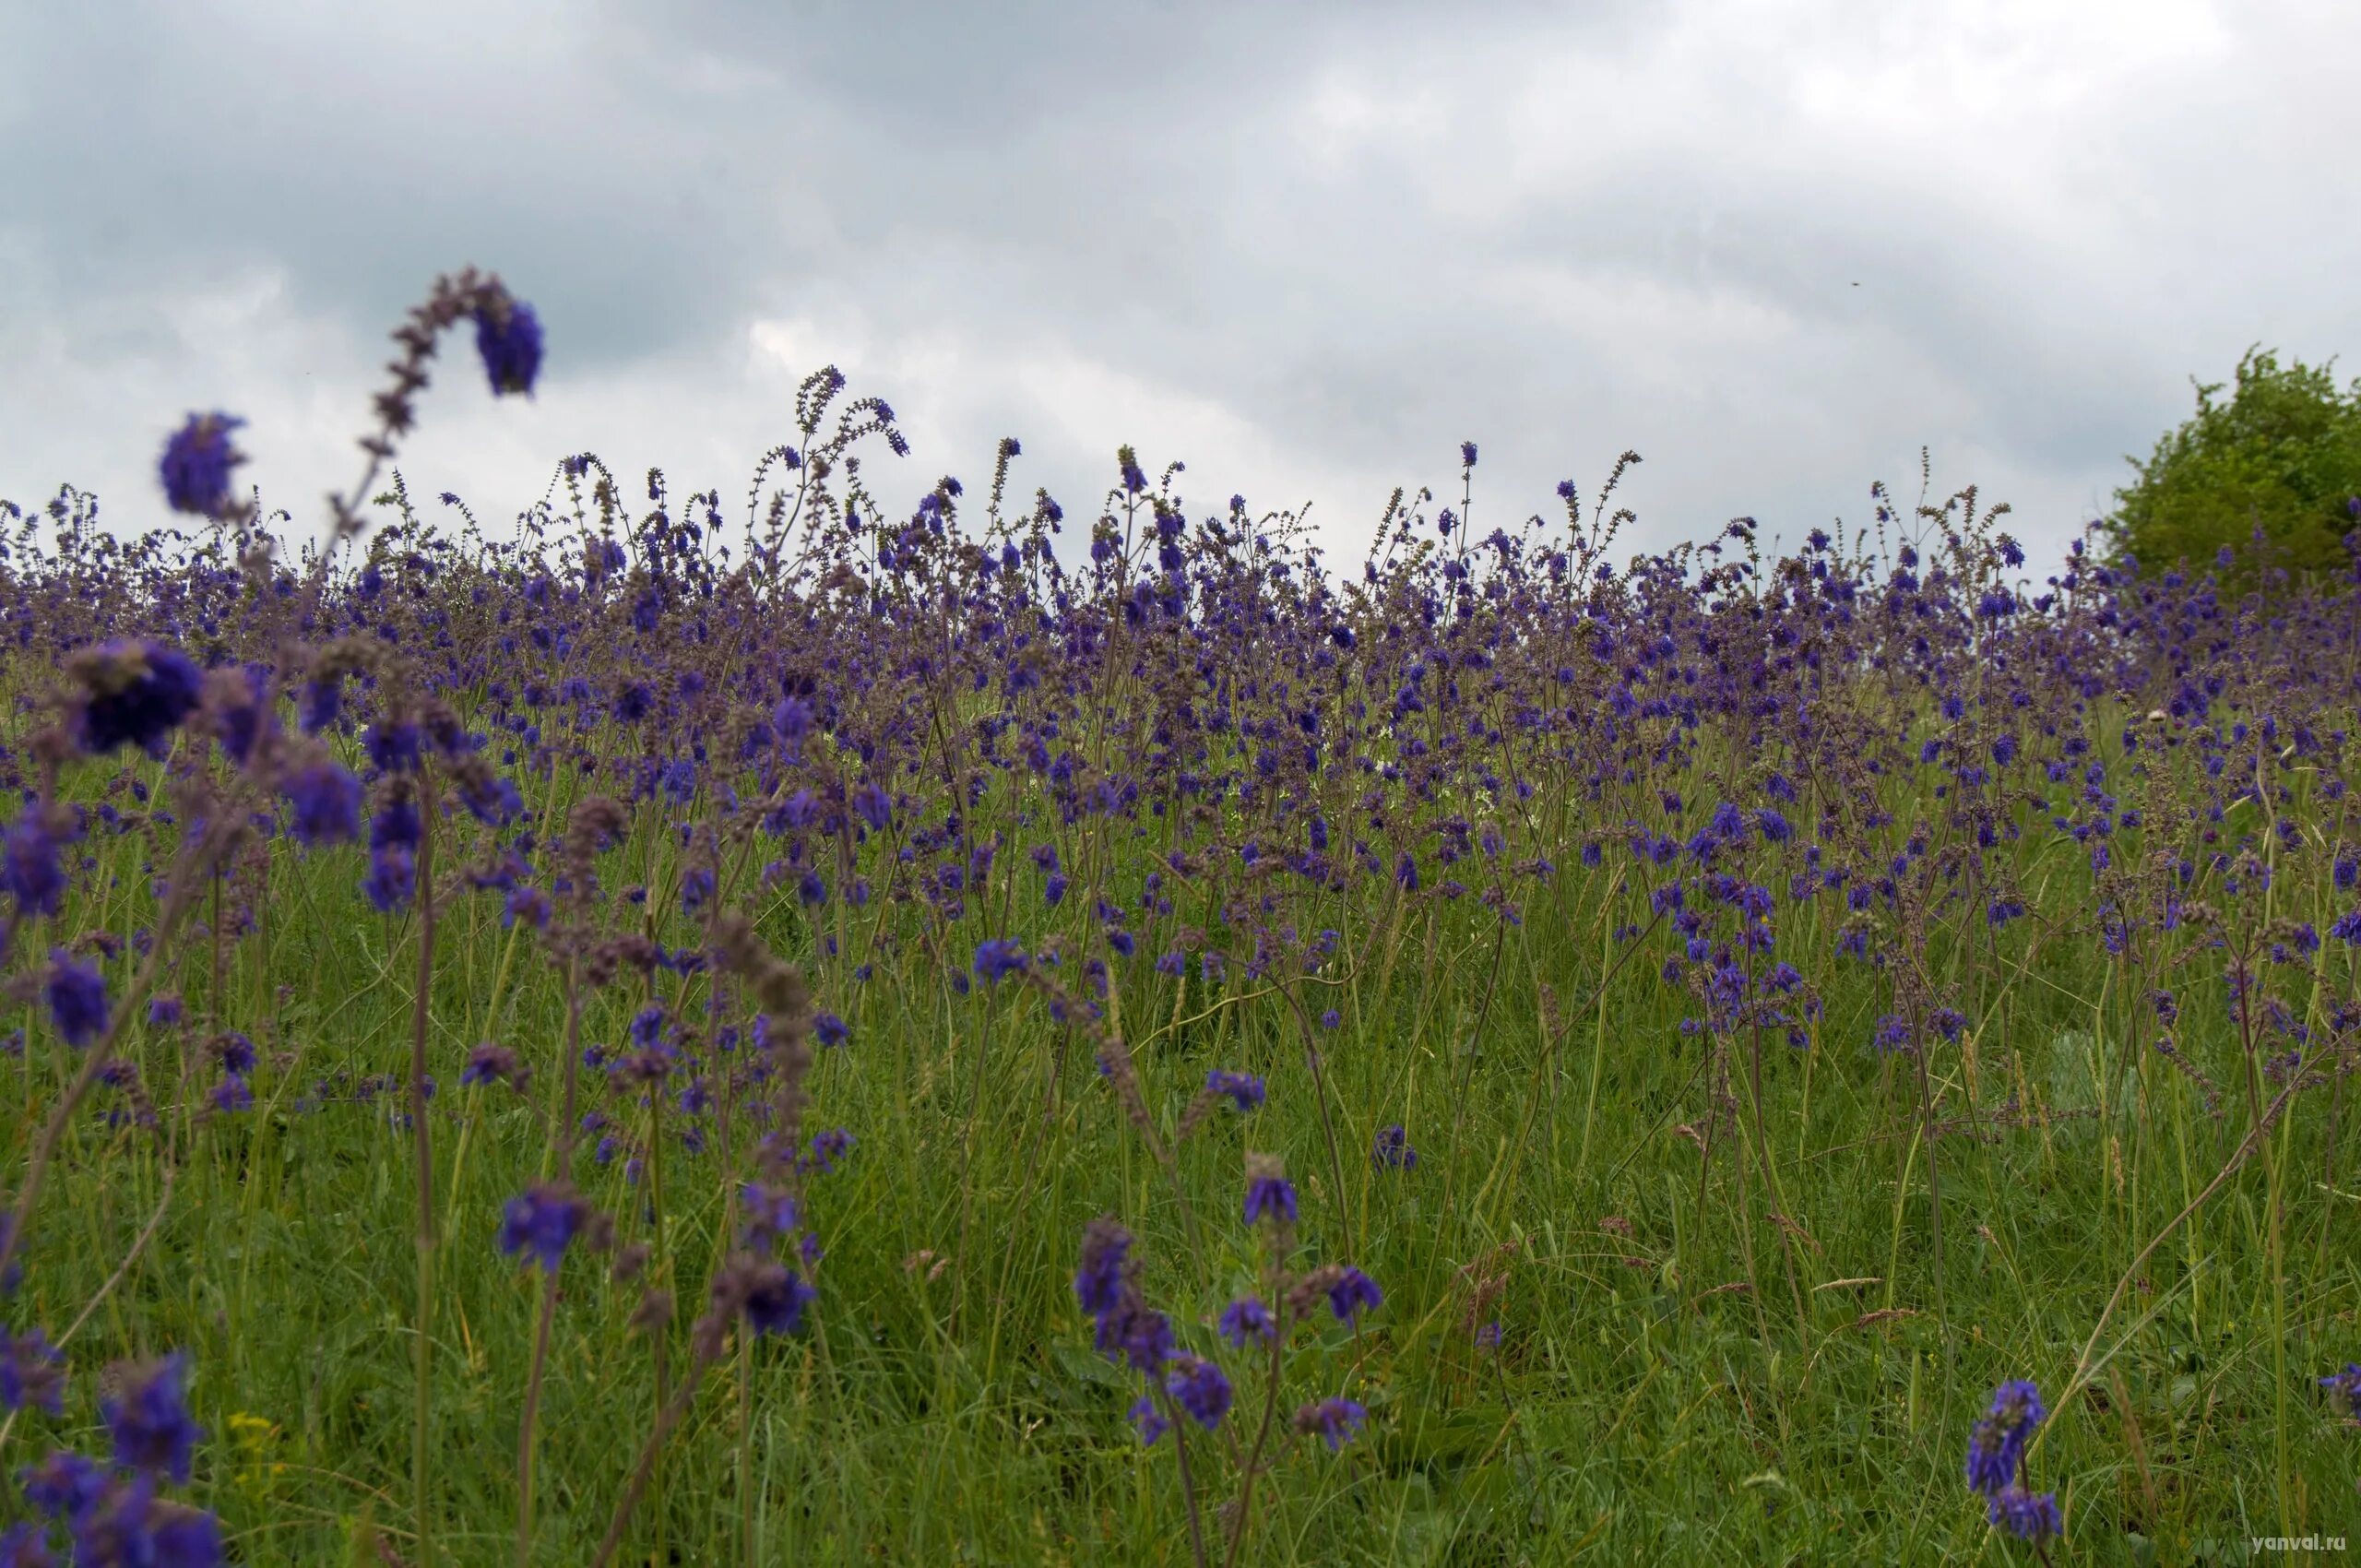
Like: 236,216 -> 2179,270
589,1339 -> 728,1568
1162,1385 -> 1211,1568
516,956 -> 585,1565
514,1266 -> 558,1568
647,1087 -> 670,1565
409,765 -> 441,1568
738,1326 -> 756,1567
1220,1333 -> 1287,1568
1269,978 -> 1350,1241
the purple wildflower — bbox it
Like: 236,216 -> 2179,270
1128,1394 -> 1169,1445
1242,1169 -> 1298,1228
1371,1123 -> 1418,1170
2321,1362 -> 2361,1416
101,1353 -> 204,1484
2,808 -> 66,918
0,1521 -> 53,1566
1164,1355 -> 1232,1430
741,1262 -> 818,1336
1965,1379 -> 2046,1499
1096,1300 -> 1174,1374
1204,1069 -> 1265,1111
0,1327 -> 65,1416
460,1043 -> 526,1091
285,762 -> 363,848
475,292 -> 544,395
71,1472 -> 224,1564
1075,1218 -> 1133,1317
21,1450 -> 103,1522
363,720 -> 422,776
1219,1297 -> 1278,1349
1326,1266 -> 1383,1324
1988,1486 -> 2062,1542
45,951 -> 108,1048
741,1182 -> 801,1249
1292,1396 -> 1367,1452
498,1184 -> 589,1272
973,938 -> 1028,984
158,413 -> 246,516
69,642 -> 204,757
802,1128 -> 855,1175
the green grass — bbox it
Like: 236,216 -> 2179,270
5,739 -> 2358,1566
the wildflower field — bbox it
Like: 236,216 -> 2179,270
2,268 -> 2358,1563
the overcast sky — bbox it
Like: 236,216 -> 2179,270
5,0 -> 2355,573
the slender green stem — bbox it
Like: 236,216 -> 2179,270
739,1326 -> 756,1567
409,766 -> 441,1568
515,1265 -> 558,1567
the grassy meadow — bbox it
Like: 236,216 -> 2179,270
1,272 -> 2357,1563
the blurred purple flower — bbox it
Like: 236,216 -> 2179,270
69,642 -> 203,758
474,292 -> 544,396
101,1353 -> 203,1484
157,413 -> 246,516
1165,1355 -> 1232,1429
499,1184 -> 589,1272
1292,1396 -> 1367,1452
1204,1069 -> 1264,1111
285,762 -> 363,848
44,951 -> 108,1048
1218,1297 -> 1278,1349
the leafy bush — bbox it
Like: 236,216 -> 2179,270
2109,344 -> 2361,585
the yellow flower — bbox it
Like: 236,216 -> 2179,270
226,1411 -> 287,1489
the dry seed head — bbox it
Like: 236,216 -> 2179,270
629,1288 -> 674,1336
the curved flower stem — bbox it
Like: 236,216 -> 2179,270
0,1159 -> 178,1473
60,1163 -> 175,1348
2040,1059 -> 2310,1454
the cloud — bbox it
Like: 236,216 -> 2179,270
4,0 -> 2355,576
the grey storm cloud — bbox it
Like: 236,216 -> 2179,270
4,0 -> 2355,571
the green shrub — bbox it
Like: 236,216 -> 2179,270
2109,344 -> 2361,585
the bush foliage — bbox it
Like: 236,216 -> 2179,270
2110,345 -> 2361,585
